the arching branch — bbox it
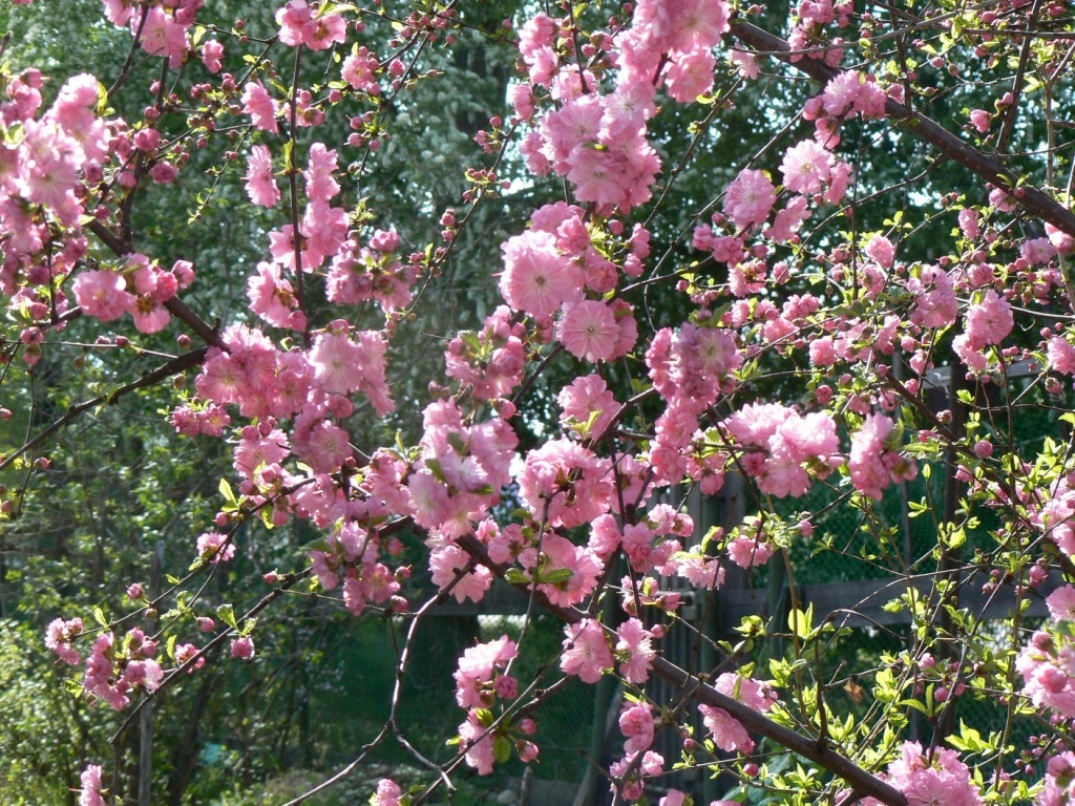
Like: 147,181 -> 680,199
730,20 -> 1075,238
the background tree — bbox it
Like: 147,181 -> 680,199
3,2 -> 1075,806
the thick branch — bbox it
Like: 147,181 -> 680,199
0,347 -> 207,472
86,219 -> 222,348
110,568 -> 313,744
729,20 -> 1075,238
455,535 -> 908,806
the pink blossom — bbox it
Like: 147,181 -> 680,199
79,764 -> 106,806
454,636 -> 518,708
616,618 -> 656,684
531,533 -> 602,607
1047,223 -> 1075,256
864,234 -> 895,268
1022,237 -> 1057,266
969,109 -> 991,133
301,420 -> 352,473
909,266 -> 957,328
558,374 -> 619,439
561,619 -> 614,683
372,779 -> 402,806
430,544 -> 492,603
630,0 -> 729,53
72,270 -> 131,321
821,71 -> 863,117
722,402 -> 791,448
885,742 -> 983,806
247,262 -> 301,329
499,229 -> 583,317
1047,586 -> 1075,623
139,7 -> 189,68
343,47 -> 380,93
619,702 -> 655,754
304,143 -> 340,202
846,413 -> 915,499
128,293 -> 171,334
49,73 -> 101,138
244,145 -> 279,206
557,300 -> 619,362
276,1 -> 347,50
715,672 -> 778,713
45,617 -> 83,666
768,195 -> 812,243
699,704 -> 754,753
458,710 -> 496,774
728,536 -> 775,568
201,40 -> 224,73
197,531 -> 235,564
308,329 -> 367,395
724,168 -> 776,229
664,48 -> 716,102
18,121 -> 81,219
242,82 -> 278,133
674,553 -> 725,590
102,0 -> 136,26
958,208 -> 980,240
230,635 -> 255,660
810,337 -> 837,366
517,438 -> 614,528
964,290 -> 1013,347
233,425 -> 290,478
780,138 -> 832,195
989,186 -> 1016,212
1048,336 -> 1075,375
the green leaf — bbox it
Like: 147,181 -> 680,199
788,604 -> 814,640
504,568 -> 530,585
947,720 -> 988,754
93,607 -> 108,628
446,432 -> 467,455
217,603 -> 238,630
493,735 -> 512,764
219,478 -> 236,505
539,568 -> 574,585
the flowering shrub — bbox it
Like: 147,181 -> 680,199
4,0 -> 1075,804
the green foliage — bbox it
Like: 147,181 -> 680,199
0,620 -> 110,805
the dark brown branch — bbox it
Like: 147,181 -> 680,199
996,0 -> 1041,154
164,297 -> 221,349
729,20 -> 1075,239
110,568 -> 313,744
85,220 -> 222,348
454,535 -> 909,806
0,348 -> 207,472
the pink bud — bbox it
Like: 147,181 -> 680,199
495,675 -> 518,699
517,718 -> 537,735
230,636 -> 255,660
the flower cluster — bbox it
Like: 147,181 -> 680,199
83,628 -> 163,711
864,741 -> 983,806
1018,586 -> 1075,719
699,673 -> 779,755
